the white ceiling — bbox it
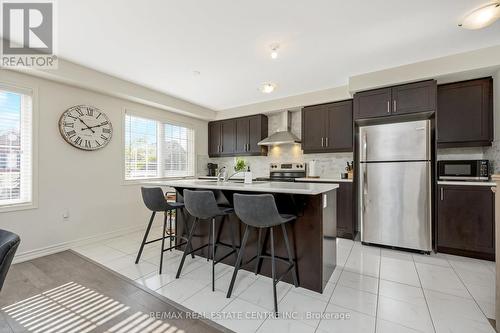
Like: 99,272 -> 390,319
55,0 -> 500,111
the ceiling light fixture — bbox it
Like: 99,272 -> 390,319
261,83 -> 276,94
459,2 -> 500,29
270,43 -> 280,59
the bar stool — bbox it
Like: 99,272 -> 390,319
227,193 -> 299,315
136,187 -> 193,274
176,190 -> 238,291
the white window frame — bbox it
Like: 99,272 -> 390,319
0,81 -> 38,213
121,108 -> 196,183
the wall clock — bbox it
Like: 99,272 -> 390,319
59,105 -> 113,151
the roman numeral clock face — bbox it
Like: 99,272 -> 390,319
59,105 -> 113,151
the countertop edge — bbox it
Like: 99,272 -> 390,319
437,181 -> 496,186
146,180 -> 339,195
295,178 -> 353,183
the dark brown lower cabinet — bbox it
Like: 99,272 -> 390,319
437,185 -> 495,261
301,181 -> 354,239
336,182 -> 355,239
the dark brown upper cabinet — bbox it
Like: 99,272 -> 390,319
437,77 -> 493,148
302,100 -> 353,154
354,80 -> 437,120
208,121 -> 222,156
437,184 -> 495,261
208,115 -> 268,157
353,88 -> 392,119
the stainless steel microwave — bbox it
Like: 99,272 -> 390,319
438,160 -> 490,181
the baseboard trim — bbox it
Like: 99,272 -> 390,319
13,224 -> 146,264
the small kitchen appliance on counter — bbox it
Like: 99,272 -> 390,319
207,163 -> 218,177
437,160 -> 490,181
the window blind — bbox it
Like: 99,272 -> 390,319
0,86 -> 33,207
124,113 -> 195,180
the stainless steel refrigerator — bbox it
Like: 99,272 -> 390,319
359,120 -> 432,252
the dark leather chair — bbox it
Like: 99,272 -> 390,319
0,229 -> 20,291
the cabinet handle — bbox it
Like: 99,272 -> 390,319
440,188 -> 444,201
393,100 -> 397,113
221,145 -> 223,152
217,145 -> 220,152
387,101 -> 390,113
321,137 -> 324,147
325,137 -> 329,147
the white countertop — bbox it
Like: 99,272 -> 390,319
295,177 -> 353,183
437,181 -> 496,186
148,179 -> 339,195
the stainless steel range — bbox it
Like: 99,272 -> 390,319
257,163 -> 306,182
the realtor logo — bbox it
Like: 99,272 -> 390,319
1,0 -> 57,68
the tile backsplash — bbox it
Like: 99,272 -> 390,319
198,111 -> 353,178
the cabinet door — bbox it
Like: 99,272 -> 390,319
248,115 -> 267,154
235,118 -> 249,154
392,80 -> 436,115
353,88 -> 391,119
337,182 -> 354,239
208,121 -> 221,157
220,119 -> 236,155
302,105 -> 327,152
437,185 -> 495,260
437,78 -> 493,147
326,100 -> 353,152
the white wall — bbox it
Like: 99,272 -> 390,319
0,70 -> 208,261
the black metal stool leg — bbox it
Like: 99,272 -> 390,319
282,223 -> 299,287
135,211 -> 156,264
212,217 -> 216,291
229,218 -> 238,262
181,209 -> 195,259
227,225 -> 250,298
169,210 -> 173,251
207,218 -> 211,262
176,218 -> 198,278
270,227 -> 278,316
254,228 -> 262,274
159,212 -> 168,274
254,228 -> 267,275
213,215 -> 224,260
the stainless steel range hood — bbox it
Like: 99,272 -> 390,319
258,111 -> 301,146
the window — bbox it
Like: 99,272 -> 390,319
124,112 -> 195,180
0,85 -> 33,208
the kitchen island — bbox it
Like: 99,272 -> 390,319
150,179 -> 339,293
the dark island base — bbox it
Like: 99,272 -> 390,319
174,188 -> 337,293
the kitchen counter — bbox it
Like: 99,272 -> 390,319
161,179 -> 338,293
437,181 -> 496,186
295,177 -> 353,183
152,179 -> 339,195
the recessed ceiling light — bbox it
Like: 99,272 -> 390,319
261,83 -> 277,94
270,43 -> 280,59
459,2 -> 500,29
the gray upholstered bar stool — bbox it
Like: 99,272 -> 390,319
176,189 -> 238,291
136,187 -> 193,274
227,193 -> 299,315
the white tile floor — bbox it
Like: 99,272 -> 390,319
72,228 -> 496,333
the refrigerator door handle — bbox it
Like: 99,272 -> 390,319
362,133 -> 368,161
